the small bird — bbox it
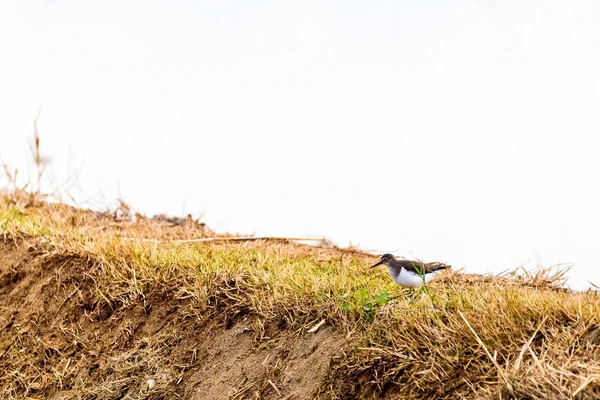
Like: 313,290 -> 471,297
370,253 -> 451,288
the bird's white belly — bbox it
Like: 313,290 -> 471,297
390,267 -> 438,288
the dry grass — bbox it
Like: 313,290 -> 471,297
1,196 -> 600,399
1,129 -> 600,398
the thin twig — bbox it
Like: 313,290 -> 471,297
120,236 -> 327,244
458,310 -> 514,394
573,377 -> 595,397
308,319 -> 326,333
514,315 -> 548,373
268,380 -> 282,397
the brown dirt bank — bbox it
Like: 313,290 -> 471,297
1,199 -> 600,400
0,239 -> 353,399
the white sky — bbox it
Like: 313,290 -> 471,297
1,0 -> 600,287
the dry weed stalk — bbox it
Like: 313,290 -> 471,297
29,111 -> 47,195
2,113 -> 83,209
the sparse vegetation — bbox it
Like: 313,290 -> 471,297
2,195 -> 600,399
1,128 -> 600,399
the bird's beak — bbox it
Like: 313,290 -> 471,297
370,260 -> 384,269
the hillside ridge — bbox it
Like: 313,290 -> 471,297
1,197 -> 600,399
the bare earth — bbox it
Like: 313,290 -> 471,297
0,240 -> 346,399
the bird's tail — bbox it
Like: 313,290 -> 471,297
430,262 -> 451,270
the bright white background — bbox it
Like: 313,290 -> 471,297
1,0 -> 599,287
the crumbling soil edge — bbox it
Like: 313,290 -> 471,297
0,238 -> 356,400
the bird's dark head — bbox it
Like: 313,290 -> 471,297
370,253 -> 395,268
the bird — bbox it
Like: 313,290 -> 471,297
370,253 -> 451,288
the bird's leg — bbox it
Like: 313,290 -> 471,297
409,288 -> 415,301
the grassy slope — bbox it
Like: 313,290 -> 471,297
1,195 -> 600,399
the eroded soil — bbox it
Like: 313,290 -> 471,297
0,239 -> 345,399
